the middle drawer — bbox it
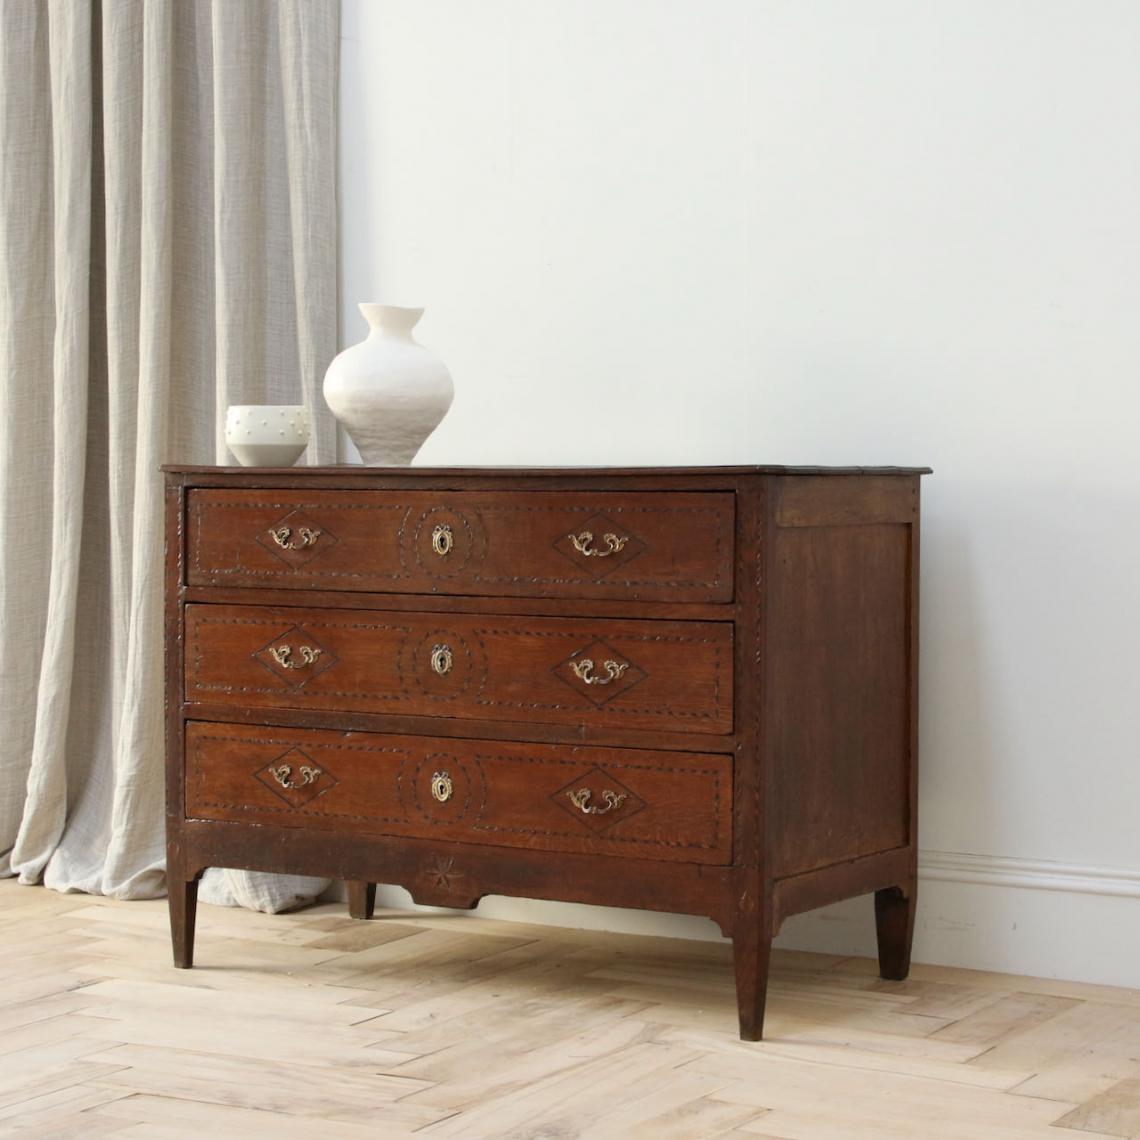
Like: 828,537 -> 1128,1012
185,604 -> 734,736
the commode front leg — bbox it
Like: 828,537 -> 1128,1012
168,864 -> 202,969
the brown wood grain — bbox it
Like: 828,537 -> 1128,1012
165,463 -> 932,478
767,523 -> 911,879
164,464 -> 928,1040
177,701 -> 737,756
187,488 -> 735,602
771,847 -> 914,930
184,604 -> 734,735
774,474 -> 920,527
185,721 -> 733,865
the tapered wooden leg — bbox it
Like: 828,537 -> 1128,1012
875,884 -> 916,981
732,913 -> 774,1041
346,880 -> 376,920
168,871 -> 200,969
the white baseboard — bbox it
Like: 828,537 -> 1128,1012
361,850 -> 1140,991
917,849 -> 1140,898
776,850 -> 1140,990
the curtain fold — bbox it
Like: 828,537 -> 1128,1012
0,0 -> 338,912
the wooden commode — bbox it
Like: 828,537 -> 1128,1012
164,464 -> 929,1039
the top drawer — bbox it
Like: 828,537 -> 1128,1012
186,489 -> 735,603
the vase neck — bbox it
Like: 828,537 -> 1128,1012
359,303 -> 424,342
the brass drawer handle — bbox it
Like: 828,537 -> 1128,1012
567,788 -> 627,815
569,530 -> 628,558
269,525 -> 322,550
270,764 -> 321,790
431,523 -> 453,557
269,645 -> 322,670
569,658 -> 628,686
430,644 -> 453,676
430,771 -> 453,803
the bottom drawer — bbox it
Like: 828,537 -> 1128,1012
185,722 -> 733,865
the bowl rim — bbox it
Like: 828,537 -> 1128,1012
225,404 -> 308,415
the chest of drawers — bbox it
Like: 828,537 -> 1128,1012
164,464 -> 928,1040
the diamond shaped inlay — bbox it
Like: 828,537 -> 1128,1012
552,639 -> 647,707
552,766 -> 646,833
256,509 -> 339,567
552,514 -> 645,579
254,626 -> 338,687
254,747 -> 339,808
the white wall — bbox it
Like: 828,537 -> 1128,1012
338,0 -> 1140,987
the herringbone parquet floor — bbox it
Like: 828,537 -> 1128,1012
2,877 -> 1139,1138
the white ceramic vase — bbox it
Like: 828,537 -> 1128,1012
322,304 -> 454,465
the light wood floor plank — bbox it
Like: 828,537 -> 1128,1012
1007,1012 -> 1140,1104
3,878 -> 1140,1138
0,1083 -> 134,1128
0,1014 -> 119,1059
833,956 -> 1140,1009
85,1044 -> 449,1126
657,1026 -> 1034,1090
1051,1075 -> 1140,1137
621,1094 -> 771,1139
74,978 -> 386,1026
65,952 -> 388,1007
971,999 -> 1140,1075
387,998 -> 657,1105
75,1008 -> 416,1071
87,1092 -> 414,1137
419,1041 -> 704,1137
0,1061 -> 130,1111
0,992 -> 98,1034
932,991 -> 1080,1046
11,1111 -> 135,1139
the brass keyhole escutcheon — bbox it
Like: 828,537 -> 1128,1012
430,644 -> 453,676
431,523 -> 453,557
431,771 -> 453,803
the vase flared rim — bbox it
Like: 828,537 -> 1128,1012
359,302 -> 424,320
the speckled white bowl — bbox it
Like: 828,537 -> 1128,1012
225,405 -> 310,466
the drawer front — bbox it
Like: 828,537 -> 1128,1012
185,604 -> 733,735
186,489 -> 734,603
185,722 -> 733,865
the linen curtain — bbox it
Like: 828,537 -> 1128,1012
0,0 -> 338,912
